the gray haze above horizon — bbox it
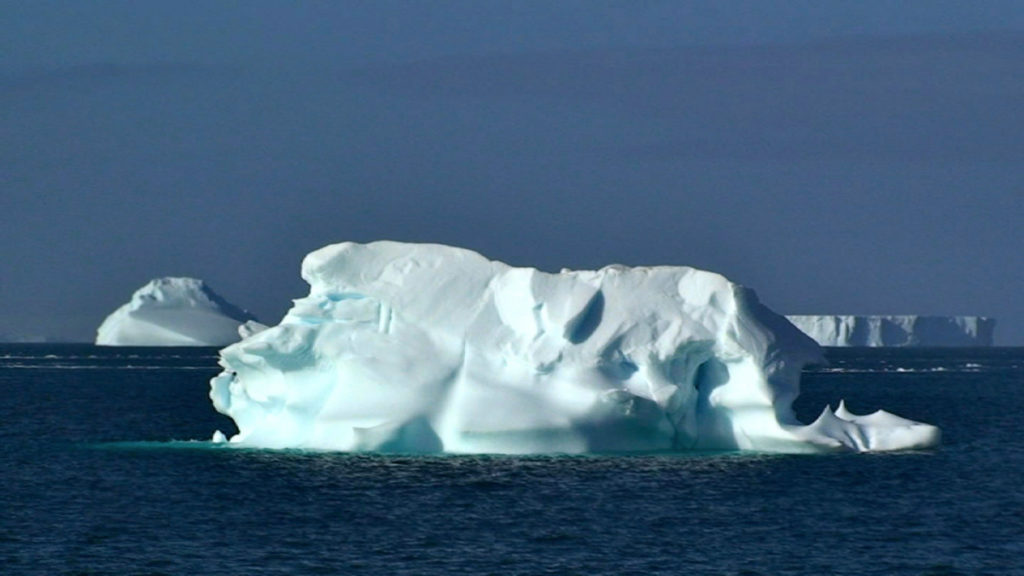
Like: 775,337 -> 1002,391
2,1 -> 1023,344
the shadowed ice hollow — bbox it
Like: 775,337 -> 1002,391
210,242 -> 940,453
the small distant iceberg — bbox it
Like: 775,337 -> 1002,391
96,277 -> 259,346
785,315 -> 995,347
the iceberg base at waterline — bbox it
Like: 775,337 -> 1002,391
210,242 -> 940,454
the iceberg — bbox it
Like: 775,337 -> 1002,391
96,277 -> 259,346
786,315 -> 995,347
210,242 -> 940,453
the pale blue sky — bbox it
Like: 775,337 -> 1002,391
2,1 -> 1022,343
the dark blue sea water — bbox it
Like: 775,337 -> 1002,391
1,345 -> 1022,575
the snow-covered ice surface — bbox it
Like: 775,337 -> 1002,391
210,242 -> 940,454
97,278 -> 258,347
786,315 -> 995,347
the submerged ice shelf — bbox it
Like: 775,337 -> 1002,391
97,277 -> 259,347
210,242 -> 940,454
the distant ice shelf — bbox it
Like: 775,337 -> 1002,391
785,315 -> 995,347
0,334 -> 53,343
209,241 -> 940,454
96,277 -> 259,346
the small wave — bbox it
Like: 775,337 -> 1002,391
0,353 -> 219,361
813,366 -> 997,374
0,364 -> 219,370
91,439 -> 233,451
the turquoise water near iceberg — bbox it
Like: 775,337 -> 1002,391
1,344 -> 1022,575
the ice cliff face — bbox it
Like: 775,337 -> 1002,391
96,277 -> 258,346
786,315 -> 995,347
210,242 -> 940,453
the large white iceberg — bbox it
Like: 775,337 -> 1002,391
210,242 -> 940,453
96,277 -> 259,346
786,315 -> 995,347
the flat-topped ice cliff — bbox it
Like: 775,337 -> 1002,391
786,315 -> 995,347
210,242 -> 940,453
96,277 -> 259,346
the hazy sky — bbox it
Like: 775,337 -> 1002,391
3,1 -> 1023,344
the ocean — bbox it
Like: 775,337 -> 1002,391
1,344 -> 1022,575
